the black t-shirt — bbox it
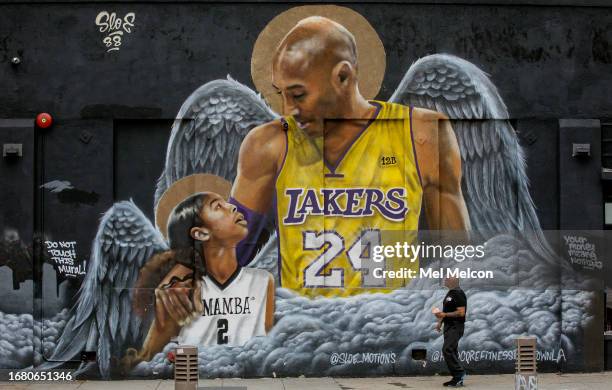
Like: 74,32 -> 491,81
443,287 -> 467,325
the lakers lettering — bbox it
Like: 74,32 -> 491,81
283,187 -> 409,224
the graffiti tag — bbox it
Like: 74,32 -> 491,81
430,348 -> 565,364
563,235 -> 602,270
515,373 -> 538,390
95,11 -> 136,52
44,241 -> 86,278
329,352 -> 396,365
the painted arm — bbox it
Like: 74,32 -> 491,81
413,109 -> 471,234
231,121 -> 285,213
230,122 -> 286,265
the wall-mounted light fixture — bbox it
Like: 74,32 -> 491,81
3,143 -> 22,158
572,143 -> 591,158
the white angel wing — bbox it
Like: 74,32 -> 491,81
154,76 -> 278,210
42,200 -> 168,378
390,54 -> 550,256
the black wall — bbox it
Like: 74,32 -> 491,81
1,2 -> 612,120
2,1 -> 611,233
0,0 -> 610,376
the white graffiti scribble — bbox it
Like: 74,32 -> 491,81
95,11 -> 136,52
563,235 -> 602,270
516,373 -> 538,390
44,241 -> 86,278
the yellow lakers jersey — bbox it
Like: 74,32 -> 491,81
275,101 -> 422,297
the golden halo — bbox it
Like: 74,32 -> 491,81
155,173 -> 232,239
251,5 -> 386,113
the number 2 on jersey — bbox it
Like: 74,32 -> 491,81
217,318 -> 228,345
302,230 -> 383,288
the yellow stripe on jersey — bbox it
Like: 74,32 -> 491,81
275,101 -> 422,297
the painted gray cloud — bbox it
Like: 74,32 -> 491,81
131,234 -> 595,378
0,309 -> 69,369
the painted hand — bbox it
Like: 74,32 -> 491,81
155,264 -> 196,327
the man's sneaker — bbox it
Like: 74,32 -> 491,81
443,371 -> 467,387
443,379 -> 461,387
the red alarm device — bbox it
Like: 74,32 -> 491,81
36,113 -> 53,128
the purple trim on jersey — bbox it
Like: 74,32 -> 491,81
323,101 -> 382,174
229,197 -> 267,267
409,105 -> 423,186
272,193 -> 283,287
324,173 -> 344,178
276,118 -> 289,182
273,124 -> 289,286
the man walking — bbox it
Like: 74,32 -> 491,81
435,277 -> 467,387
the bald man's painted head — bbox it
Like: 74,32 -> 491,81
272,16 -> 361,135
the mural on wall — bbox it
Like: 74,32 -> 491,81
0,4 -> 598,379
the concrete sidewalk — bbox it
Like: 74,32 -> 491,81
0,372 -> 611,389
